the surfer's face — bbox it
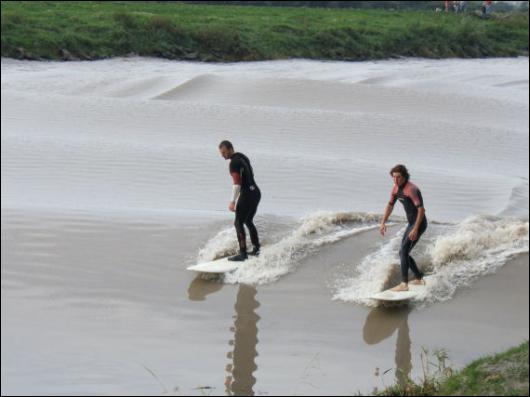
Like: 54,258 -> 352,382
392,172 -> 405,187
219,146 -> 233,160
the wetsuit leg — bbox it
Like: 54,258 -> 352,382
244,189 -> 261,249
234,200 -> 248,254
399,220 -> 427,283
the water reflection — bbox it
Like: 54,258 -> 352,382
187,275 -> 260,396
225,284 -> 260,396
363,305 -> 412,387
187,274 -> 224,301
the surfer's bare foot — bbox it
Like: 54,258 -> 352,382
410,278 -> 425,285
391,282 -> 409,292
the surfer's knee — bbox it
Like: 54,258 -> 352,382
234,219 -> 245,233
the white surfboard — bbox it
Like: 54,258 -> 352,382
371,276 -> 430,301
186,257 -> 240,274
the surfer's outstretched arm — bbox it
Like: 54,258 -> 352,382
380,203 -> 394,236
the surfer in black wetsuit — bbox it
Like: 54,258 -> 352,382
379,165 -> 428,291
219,140 -> 261,262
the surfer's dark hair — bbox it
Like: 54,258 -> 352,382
390,164 -> 410,182
219,140 -> 233,150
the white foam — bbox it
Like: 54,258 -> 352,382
420,216 -> 529,305
196,211 -> 382,285
197,226 -> 239,263
333,227 -> 405,307
499,179 -> 529,219
333,216 -> 529,307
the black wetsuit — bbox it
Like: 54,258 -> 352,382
230,153 -> 261,254
389,181 -> 428,283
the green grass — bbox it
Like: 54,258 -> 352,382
438,341 -> 529,396
1,1 -> 528,61
376,341 -> 529,396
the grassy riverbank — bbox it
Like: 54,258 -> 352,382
378,341 -> 529,396
1,1 -> 528,62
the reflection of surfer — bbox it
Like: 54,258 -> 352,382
225,284 -> 260,396
187,277 -> 260,395
363,306 -> 412,387
380,165 -> 428,292
187,274 -> 224,301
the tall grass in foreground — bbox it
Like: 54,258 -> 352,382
374,341 -> 529,396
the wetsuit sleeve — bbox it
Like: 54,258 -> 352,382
409,186 -> 424,208
231,172 -> 241,185
229,158 -> 242,203
229,159 -> 242,185
389,185 -> 398,206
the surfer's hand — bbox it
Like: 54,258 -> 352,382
229,202 -> 236,212
379,223 -> 387,236
408,228 -> 418,241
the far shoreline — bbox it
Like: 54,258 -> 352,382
2,2 -> 528,63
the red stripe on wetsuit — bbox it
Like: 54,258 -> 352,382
231,172 -> 241,185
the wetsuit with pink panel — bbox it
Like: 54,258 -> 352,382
389,181 -> 428,283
